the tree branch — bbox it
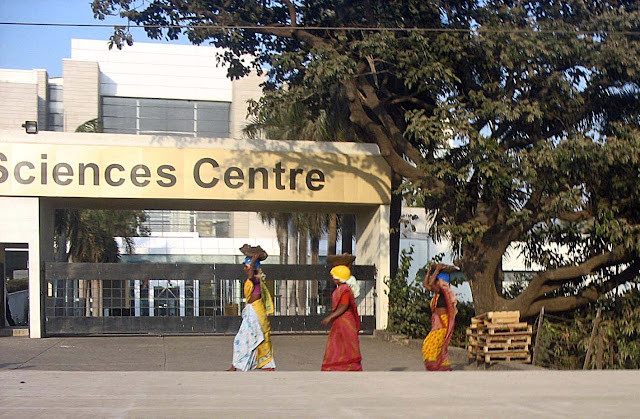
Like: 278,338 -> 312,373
354,65 -> 427,169
556,210 -> 592,223
516,245 -> 634,310
523,259 -> 640,316
344,78 -> 428,183
282,0 -> 297,27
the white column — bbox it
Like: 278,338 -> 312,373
356,204 -> 390,330
37,199 -> 55,338
0,197 -> 45,338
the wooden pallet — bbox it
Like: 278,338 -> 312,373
468,334 -> 532,346
468,342 -> 530,353
472,311 -> 520,324
467,310 -> 533,365
470,323 -> 532,334
477,352 -> 531,363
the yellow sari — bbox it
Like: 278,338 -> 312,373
243,273 -> 275,368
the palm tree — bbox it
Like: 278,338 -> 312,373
53,119 -> 148,316
259,212 -> 290,264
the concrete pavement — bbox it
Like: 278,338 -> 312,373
0,334 -> 440,372
1,334 -> 638,418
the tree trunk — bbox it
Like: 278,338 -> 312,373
494,264 -> 504,297
327,214 -> 338,256
297,231 -> 308,314
83,280 -> 90,316
310,235 -> 320,265
276,221 -> 288,264
341,214 -> 354,255
298,231 -> 308,265
287,220 -> 299,314
389,172 -> 402,279
310,234 -> 320,314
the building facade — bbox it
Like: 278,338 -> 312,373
0,39 -> 397,337
1,39 -> 282,263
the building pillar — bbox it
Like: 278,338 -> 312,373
62,60 -> 99,132
35,69 -> 49,131
0,197 -> 44,337
356,204 -> 390,330
38,199 -> 55,338
230,72 -> 265,139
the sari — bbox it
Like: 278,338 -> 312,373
321,283 -> 363,371
232,273 -> 276,371
422,280 -> 457,371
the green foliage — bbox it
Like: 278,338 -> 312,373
385,248 -> 432,338
56,208 -> 148,263
75,118 -> 103,133
536,286 -> 640,370
385,247 -> 474,346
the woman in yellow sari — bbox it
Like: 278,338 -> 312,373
422,263 -> 458,371
228,254 -> 276,371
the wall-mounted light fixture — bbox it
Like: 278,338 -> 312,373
22,120 -> 38,134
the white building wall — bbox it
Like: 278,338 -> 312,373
62,60 -> 99,131
71,39 -> 233,102
0,69 -> 40,130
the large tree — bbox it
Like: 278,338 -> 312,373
92,0 -> 640,316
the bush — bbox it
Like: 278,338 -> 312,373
536,286 -> 640,369
385,247 -> 474,346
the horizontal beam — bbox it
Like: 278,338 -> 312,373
45,263 -> 376,281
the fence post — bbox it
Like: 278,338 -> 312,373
532,306 -> 545,366
596,325 -> 604,370
583,307 -> 602,370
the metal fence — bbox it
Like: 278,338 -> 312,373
44,263 -> 376,335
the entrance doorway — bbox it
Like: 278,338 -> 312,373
2,245 -> 29,329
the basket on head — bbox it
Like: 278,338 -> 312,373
327,253 -> 356,267
438,264 -> 460,273
239,244 -> 268,261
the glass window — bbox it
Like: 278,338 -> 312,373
47,84 -> 64,131
103,116 -> 136,131
101,96 -> 230,137
142,210 -> 231,238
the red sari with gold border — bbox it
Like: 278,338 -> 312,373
321,283 -> 363,371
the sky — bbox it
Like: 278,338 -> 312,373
0,0 -> 190,77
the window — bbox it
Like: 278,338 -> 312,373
101,96 -> 231,137
143,210 -> 231,238
47,84 -> 64,131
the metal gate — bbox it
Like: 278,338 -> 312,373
44,263 -> 376,335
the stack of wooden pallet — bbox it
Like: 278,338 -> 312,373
467,311 -> 532,364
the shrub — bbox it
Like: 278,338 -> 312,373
536,286 -> 640,369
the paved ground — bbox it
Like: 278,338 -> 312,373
1,334 -> 638,418
0,334 -> 439,372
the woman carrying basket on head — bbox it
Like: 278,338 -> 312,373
422,262 -> 458,371
321,263 -> 363,371
228,246 -> 276,371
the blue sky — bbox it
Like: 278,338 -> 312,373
0,0 -> 189,77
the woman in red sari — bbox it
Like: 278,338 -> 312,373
422,263 -> 458,371
321,265 -> 362,371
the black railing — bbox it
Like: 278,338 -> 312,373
44,263 -> 376,335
